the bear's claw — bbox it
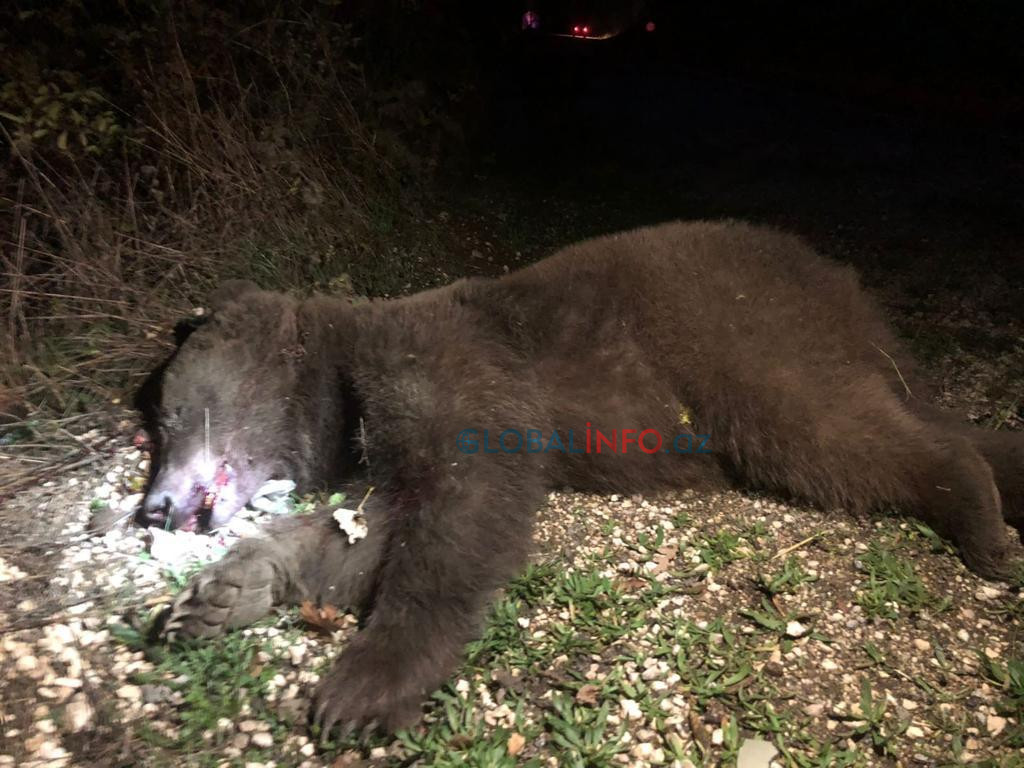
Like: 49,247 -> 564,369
311,639 -> 423,741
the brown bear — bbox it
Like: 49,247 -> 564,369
145,220 -> 1022,736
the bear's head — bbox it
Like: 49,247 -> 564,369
141,280 -> 304,531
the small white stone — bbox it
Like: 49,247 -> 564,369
620,698 -> 643,721
63,694 -> 94,732
987,715 -> 1007,736
250,732 -> 273,748
785,620 -> 808,638
288,644 -> 306,666
119,493 -> 144,514
631,743 -> 654,760
33,739 -> 68,761
116,684 -> 142,701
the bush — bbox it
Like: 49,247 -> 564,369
0,0 -> 475,413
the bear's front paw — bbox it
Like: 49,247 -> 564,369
161,538 -> 291,640
311,643 -> 423,739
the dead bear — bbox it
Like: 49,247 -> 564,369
144,220 -> 1023,735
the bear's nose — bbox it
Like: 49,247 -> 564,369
140,492 -> 174,527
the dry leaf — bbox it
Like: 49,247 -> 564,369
616,576 -> 648,592
331,751 -> 367,768
689,709 -> 711,749
506,732 -> 526,756
575,683 -> 601,706
651,543 -> 679,574
300,600 -> 347,635
332,506 -> 369,543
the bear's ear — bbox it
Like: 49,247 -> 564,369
172,314 -> 209,347
208,279 -> 260,312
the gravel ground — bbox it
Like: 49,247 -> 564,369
0,408 -> 1022,767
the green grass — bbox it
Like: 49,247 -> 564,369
696,530 -> 745,569
981,655 -> 1024,749
111,619 -> 306,767
397,689 -> 536,767
544,694 -> 627,767
855,540 -> 950,619
848,677 -> 907,759
758,555 -> 818,596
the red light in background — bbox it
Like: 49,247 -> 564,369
645,21 -> 656,32
572,25 -> 580,33
582,26 -> 590,35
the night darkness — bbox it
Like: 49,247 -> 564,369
1,1 -> 1024,765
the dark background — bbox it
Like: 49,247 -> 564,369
1,0 -> 1022,418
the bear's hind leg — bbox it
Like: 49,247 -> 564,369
905,400 -> 1024,540
902,433 -> 1015,579
969,428 -> 1024,535
717,378 -> 1016,579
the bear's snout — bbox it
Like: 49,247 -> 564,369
141,474 -> 207,531
142,459 -> 242,531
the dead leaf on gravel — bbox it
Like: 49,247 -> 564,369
616,576 -> 648,592
575,683 -> 601,706
507,732 -> 526,755
300,600 -> 347,635
332,751 -> 367,768
689,709 -> 710,750
651,543 -> 679,574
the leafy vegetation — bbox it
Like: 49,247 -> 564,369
855,540 -> 949,619
0,0 -> 489,414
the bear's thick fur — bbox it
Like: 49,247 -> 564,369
147,220 -> 1022,734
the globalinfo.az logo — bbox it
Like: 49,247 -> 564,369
456,426 -> 711,455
